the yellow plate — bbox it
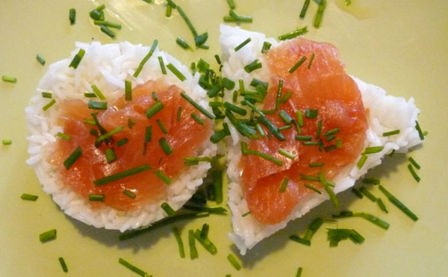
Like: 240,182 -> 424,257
1,0 -> 447,276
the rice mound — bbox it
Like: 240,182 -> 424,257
219,25 -> 422,255
25,41 -> 217,232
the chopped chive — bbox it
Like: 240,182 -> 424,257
408,157 -> 421,170
89,4 -> 105,20
327,228 -> 365,247
21,193 -> 39,201
279,177 -> 289,192
303,141 -> 320,146
307,53 -> 315,69
295,217 -> 323,246
117,138 -> 128,147
58,257 -> 68,273
193,229 -> 217,255
299,0 -> 311,18
278,26 -> 308,40
324,128 -> 340,137
226,110 -> 257,138
289,56 -> 307,73
224,102 -> 247,116
173,227 -> 185,258
96,126 -> 124,143
36,54 -> 46,66
364,146 -> 384,154
313,0 -> 327,28
289,234 -> 311,246
224,10 -> 253,23
127,118 -> 136,129
296,110 -> 304,127
167,63 -> 186,81
199,223 -> 210,239
316,120 -> 323,139
304,183 -> 321,194
226,0 -> 236,9
184,156 -> 213,166
180,92 -> 215,119
89,194 -> 105,201
124,80 -> 132,101
261,41 -> 272,54
69,8 -> 76,25
243,100 -> 285,140
91,84 -> 106,100
234,38 -> 251,52
157,56 -> 167,75
345,0 -> 352,5
382,129 -> 400,137
100,25 -> 116,38
278,148 -> 295,160
84,92 -> 96,98
39,229 -> 57,243
279,91 -> 292,104
333,211 -> 390,230
94,164 -> 151,186
2,75 -> 17,83
42,99 -> 56,111
362,177 -> 380,185
176,107 -> 182,121
305,109 -> 318,118
359,187 -> 377,202
183,204 -> 227,215
351,188 -> 363,199
105,148 -> 116,163
94,20 -> 122,29
376,198 -> 388,213
309,162 -> 324,168
241,211 -> 251,217
41,92 -> 52,98
278,110 -> 293,125
300,174 -> 319,181
176,5 -> 198,38
84,119 -> 96,125
2,139 -> 12,145
88,100 -> 107,110
63,146 -> 82,169
118,258 -> 148,277
255,123 -> 265,136
278,125 -> 292,131
407,164 -> 421,182
241,142 -> 283,166
161,202 -> 175,216
415,120 -> 424,140
379,185 -> 418,221
244,59 -> 262,73
133,40 -> 158,78
123,189 -> 136,199
188,230 -> 198,259
146,101 -> 164,118
227,254 -> 242,271
356,154 -> 368,169
156,119 -> 168,134
319,172 -> 339,208
176,37 -> 192,50
191,113 -> 205,125
155,170 -> 172,185
68,49 -> 85,69
222,77 -> 235,90
159,137 -> 173,155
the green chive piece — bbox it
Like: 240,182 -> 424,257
36,54 -> 46,66
379,185 -> 418,221
123,189 -> 136,199
261,41 -> 272,54
296,267 -> 303,277
278,110 -> 293,125
415,120 -> 424,140
161,202 -> 175,216
307,53 -> 315,69
280,91 -> 292,104
165,4 -> 173,17
376,198 -> 388,213
356,154 -> 368,169
89,4 -> 105,20
58,257 -> 68,273
303,141 -> 320,146
309,162 -> 324,168
96,126 -> 124,143
127,118 -> 136,129
63,146 -> 82,169
234,38 -> 251,52
21,193 -> 39,201
68,49 -> 85,69
88,100 -> 107,110
191,113 -> 205,125
243,100 -> 285,140
296,110 -> 304,127
91,84 -> 106,100
255,123 -> 265,136
145,102 -> 163,119
155,170 -> 172,185
278,26 -> 308,40
407,164 -> 421,182
42,99 -> 56,111
124,80 -> 132,101
290,234 -> 311,246
290,217 -> 323,246
224,10 -> 253,23
117,138 -> 128,147
184,156 -> 213,166
241,142 -> 283,166
227,254 -> 242,271
176,5 -> 198,38
193,229 -> 218,255
156,119 -> 168,134
382,129 -> 400,137
94,20 -> 122,29
327,228 -> 365,247
176,37 -> 192,50
362,177 -> 380,185
158,56 -> 167,75
181,92 -> 215,119
244,59 -> 262,73
351,188 -> 363,199
176,107 -> 182,121
84,119 -> 96,125
324,128 -> 340,137
316,120 -> 323,139
199,223 -> 209,239
226,0 -> 236,9
188,230 -> 198,259
278,125 -> 292,131
105,148 -> 116,163
224,102 -> 247,116
319,172 -> 339,208
2,75 -> 17,83
69,8 -> 76,25
222,78 -> 235,90
167,63 -> 186,81
304,183 -> 321,194
118,258 -> 149,277
300,0 -> 311,18
289,56 -> 307,73
408,157 -> 421,170
300,174 -> 319,181
305,109 -> 318,118
41,92 -> 52,98
359,187 -> 377,202
39,229 -> 57,243
278,148 -> 295,160
173,227 -> 185,258
159,137 -> 173,155
89,194 -> 105,201
345,0 -> 352,5
313,0 -> 327,28
183,204 -> 227,215
279,177 -> 289,192
100,25 -> 116,38
94,164 -> 151,186
2,139 -> 12,145
84,92 -> 96,98
364,146 -> 384,154
133,40 -> 158,78
241,211 -> 251,217
333,210 -> 390,230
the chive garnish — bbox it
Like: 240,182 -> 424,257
415,120 -> 424,140
359,187 -> 376,202
351,188 -> 363,198
361,177 -> 379,185
36,54 -> 46,66
316,120 -> 323,139
226,0 -> 236,9
333,210 -> 390,230
184,156 -> 213,166
94,164 -> 151,186
327,228 -> 364,247
42,99 -> 56,111
190,113 -> 204,125
278,26 -> 308,40
304,183 -> 321,194
278,110 -> 293,125
89,194 -> 105,201
303,141 -> 320,146
193,229 -> 218,255
123,189 -> 136,199
278,148 -> 295,160
304,109 -> 318,118
222,78 -> 235,90
159,137 -> 173,155
63,146 -> 82,169
243,100 -> 285,140
21,193 -> 39,201
408,157 -> 421,170
261,41 -> 272,54
161,202 -> 175,216
173,227 -> 185,258
68,49 -> 85,69
117,138 -> 128,147
84,119 -> 96,126
94,20 -> 122,29
69,8 -> 76,25
313,0 -> 327,28
296,267 -> 303,277
104,148 -> 116,163
379,185 -> 418,221
356,154 -> 367,169
176,106 -> 182,121
300,0 -> 311,18
324,128 -> 340,137
180,92 -> 215,119
91,84 -> 106,100
364,146 -> 384,154
176,5 -> 198,37
156,119 -> 168,134
96,126 -> 124,143
188,230 -> 198,259
167,63 -> 186,81
376,198 -> 388,213
244,59 -> 262,73
124,80 -> 132,101
39,229 -> 57,243
307,53 -> 315,69
227,254 -> 242,271
41,92 -> 52,98
382,129 -> 400,137
407,164 -> 421,182
234,38 -> 251,52
58,257 -> 68,273
226,110 -> 257,138
176,37 -> 192,50
1,75 -> 17,83
155,170 -> 172,185
296,110 -> 304,127
88,100 -> 107,110
183,204 -> 227,215
224,102 -> 247,116
224,10 -> 253,23
241,142 -> 283,166
319,172 -> 339,208
84,92 -> 96,98
146,101 -> 164,119
133,39 -> 158,78
289,56 -> 307,73
118,258 -> 149,277
89,4 -> 105,20
2,139 -> 12,145
255,123 -> 265,136
300,174 -> 319,181
290,217 -> 323,246
155,57 -> 167,75
279,178 -> 289,192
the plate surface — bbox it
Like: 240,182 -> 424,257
0,0 -> 447,276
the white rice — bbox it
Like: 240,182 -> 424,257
25,41 -> 217,232
219,25 -> 422,255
